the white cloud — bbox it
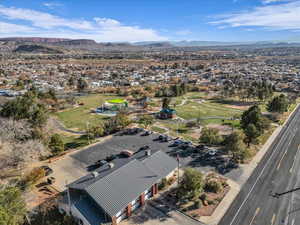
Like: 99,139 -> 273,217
43,2 -> 62,9
0,5 -> 93,30
0,5 -> 167,42
0,22 -> 35,33
175,29 -> 192,36
211,1 -> 300,31
262,0 -> 295,4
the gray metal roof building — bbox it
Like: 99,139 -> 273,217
66,150 -> 177,224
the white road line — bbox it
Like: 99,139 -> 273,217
249,208 -> 260,225
291,218 -> 295,225
228,109 -> 299,225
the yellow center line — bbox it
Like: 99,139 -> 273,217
271,214 -> 276,225
249,208 -> 260,225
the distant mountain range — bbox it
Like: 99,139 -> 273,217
2,37 -> 300,54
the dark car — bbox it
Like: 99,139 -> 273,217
96,160 -> 108,167
195,144 -> 205,150
160,136 -> 171,142
153,135 -> 165,141
40,166 -> 53,176
105,154 -> 117,162
227,160 -> 239,169
139,145 -> 150,151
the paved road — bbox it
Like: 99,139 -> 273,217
219,105 -> 300,225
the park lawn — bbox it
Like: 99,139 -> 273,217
55,94 -> 117,130
184,91 -> 208,99
61,134 -> 90,150
175,101 -> 242,121
150,125 -> 168,133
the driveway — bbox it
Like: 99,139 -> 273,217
121,203 -> 202,225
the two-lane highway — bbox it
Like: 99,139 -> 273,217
219,105 -> 300,225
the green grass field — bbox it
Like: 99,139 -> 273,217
55,94 -> 117,130
175,100 -> 242,121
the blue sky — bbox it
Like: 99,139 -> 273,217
0,0 -> 300,42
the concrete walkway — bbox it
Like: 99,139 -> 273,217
198,104 -> 299,225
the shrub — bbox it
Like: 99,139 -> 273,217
194,200 -> 202,209
199,193 -> 207,201
168,176 -> 176,185
186,121 -> 197,128
20,167 -> 45,189
207,200 -> 214,205
158,178 -> 168,190
48,134 -> 64,155
200,127 -> 223,145
205,179 -> 223,193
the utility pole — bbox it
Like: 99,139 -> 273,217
86,121 -> 90,145
66,180 -> 71,212
177,154 -> 180,185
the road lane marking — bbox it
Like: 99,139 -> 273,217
289,144 -> 300,173
271,214 -> 276,225
228,107 -> 300,225
291,218 -> 295,225
277,150 -> 287,170
249,208 -> 260,225
277,135 -> 295,170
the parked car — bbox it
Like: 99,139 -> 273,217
40,166 -> 53,176
139,145 -> 150,151
195,144 -> 205,150
95,160 -> 108,167
141,131 -> 152,136
105,154 -> 117,162
160,136 -> 172,142
120,150 -> 134,157
208,149 -> 217,156
153,135 -> 165,141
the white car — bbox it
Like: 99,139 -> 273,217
208,149 -> 217,156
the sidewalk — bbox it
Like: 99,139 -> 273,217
199,104 -> 299,225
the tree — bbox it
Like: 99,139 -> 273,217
87,124 -> 104,139
0,94 -> 48,128
138,115 -> 154,129
0,185 -> 26,225
244,123 -> 260,146
162,97 -> 171,109
224,130 -> 249,162
199,127 -> 223,145
77,77 -> 88,92
240,105 -> 268,137
48,134 -> 64,155
178,168 -> 204,200
267,94 -> 289,113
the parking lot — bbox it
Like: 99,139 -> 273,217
71,128 -> 243,182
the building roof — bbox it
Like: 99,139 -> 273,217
69,150 -> 177,217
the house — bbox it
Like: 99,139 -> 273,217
158,108 -> 176,119
59,150 -> 178,225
